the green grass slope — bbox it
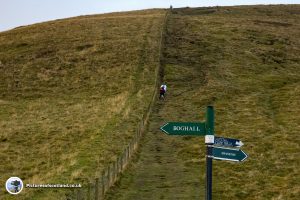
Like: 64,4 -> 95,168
166,5 -> 300,199
0,9 -> 166,199
107,5 -> 300,200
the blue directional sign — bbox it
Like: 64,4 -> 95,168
212,146 -> 248,162
214,136 -> 244,148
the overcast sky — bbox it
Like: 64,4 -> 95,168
1,0 -> 299,31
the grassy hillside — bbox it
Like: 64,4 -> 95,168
165,5 -> 300,199
107,5 -> 300,200
0,9 -> 166,199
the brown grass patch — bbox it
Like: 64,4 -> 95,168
0,9 -> 166,199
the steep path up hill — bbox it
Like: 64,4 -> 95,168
107,5 -> 300,200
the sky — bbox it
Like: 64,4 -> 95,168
1,0 -> 299,31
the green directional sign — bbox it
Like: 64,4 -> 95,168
160,122 -> 206,136
212,146 -> 248,162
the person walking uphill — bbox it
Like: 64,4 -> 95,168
159,83 -> 167,100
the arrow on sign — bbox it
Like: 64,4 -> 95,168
212,146 -> 248,162
160,122 -> 206,136
214,136 -> 244,147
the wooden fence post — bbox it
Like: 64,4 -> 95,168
116,157 -> 120,174
126,147 -> 129,164
120,155 -> 123,171
123,150 -> 127,168
113,162 -> 117,184
128,144 -> 131,159
110,163 -> 114,186
104,170 -> 108,193
101,173 -> 105,197
108,165 -> 111,187
95,178 -> 99,200
87,183 -> 91,200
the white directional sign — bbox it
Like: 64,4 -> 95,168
214,136 -> 244,147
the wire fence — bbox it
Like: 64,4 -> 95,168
65,9 -> 169,200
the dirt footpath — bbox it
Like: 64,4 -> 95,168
106,10 -> 207,200
105,100 -> 204,200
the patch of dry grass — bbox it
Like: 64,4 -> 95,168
0,9 -> 166,199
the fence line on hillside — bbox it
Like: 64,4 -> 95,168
65,9 -> 169,200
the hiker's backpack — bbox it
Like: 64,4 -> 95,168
160,86 -> 165,93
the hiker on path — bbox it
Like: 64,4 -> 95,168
159,84 -> 167,99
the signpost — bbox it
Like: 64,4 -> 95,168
160,106 -> 248,200
214,136 -> 244,148
212,146 -> 248,162
205,106 -> 214,200
160,122 -> 206,135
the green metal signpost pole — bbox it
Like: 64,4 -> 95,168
205,106 -> 214,200
160,106 -> 247,199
